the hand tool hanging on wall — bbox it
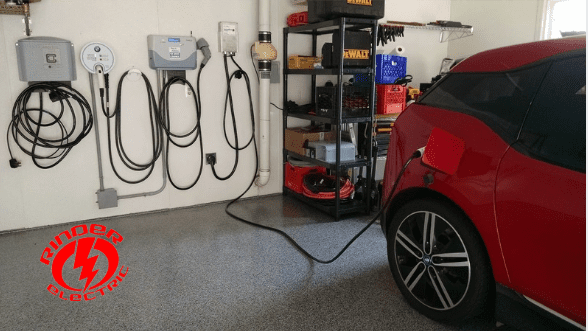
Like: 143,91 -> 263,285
377,24 -> 404,46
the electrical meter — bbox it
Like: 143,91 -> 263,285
147,35 -> 197,70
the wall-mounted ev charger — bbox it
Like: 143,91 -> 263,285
15,36 -> 76,82
218,22 -> 238,54
147,35 -> 197,70
80,42 -> 115,74
80,41 -> 118,209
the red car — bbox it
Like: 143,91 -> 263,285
381,36 -> 585,330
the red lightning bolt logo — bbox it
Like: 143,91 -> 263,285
73,237 -> 99,292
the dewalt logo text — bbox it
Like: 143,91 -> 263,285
347,0 -> 372,6
343,49 -> 370,60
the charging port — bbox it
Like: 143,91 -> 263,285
206,153 -> 216,165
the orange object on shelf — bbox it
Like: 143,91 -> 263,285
288,55 -> 322,69
408,86 -> 420,100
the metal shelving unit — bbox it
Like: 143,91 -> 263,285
283,17 -> 378,220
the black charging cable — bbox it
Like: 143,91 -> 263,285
250,44 -> 260,84
157,68 -> 205,190
394,75 -> 413,86
226,147 -> 425,264
100,71 -> 163,184
6,82 -> 93,169
209,55 -> 256,181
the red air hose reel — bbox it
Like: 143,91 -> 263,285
302,173 -> 354,200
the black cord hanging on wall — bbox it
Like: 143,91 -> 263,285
7,82 -> 93,169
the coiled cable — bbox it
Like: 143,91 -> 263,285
6,82 -> 93,169
100,71 -> 163,184
302,173 -> 355,200
209,55 -> 256,181
157,69 -> 205,190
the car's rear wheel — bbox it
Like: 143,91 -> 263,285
386,198 -> 493,323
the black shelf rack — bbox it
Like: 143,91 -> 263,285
282,17 -> 378,220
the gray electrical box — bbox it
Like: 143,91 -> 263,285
15,37 -> 76,82
218,22 -> 239,54
308,141 -> 356,163
147,35 -> 197,70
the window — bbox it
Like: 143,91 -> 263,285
419,63 -> 549,144
517,55 -> 586,172
540,0 -> 586,40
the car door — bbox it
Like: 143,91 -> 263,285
495,54 -> 586,326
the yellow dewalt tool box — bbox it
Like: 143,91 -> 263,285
322,30 -> 372,68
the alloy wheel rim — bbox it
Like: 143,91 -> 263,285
394,211 -> 471,310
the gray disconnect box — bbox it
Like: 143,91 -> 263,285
15,37 -> 76,82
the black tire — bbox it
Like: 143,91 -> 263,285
386,198 -> 493,323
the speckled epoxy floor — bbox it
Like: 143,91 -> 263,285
0,195 -> 495,330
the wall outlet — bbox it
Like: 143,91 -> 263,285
206,153 -> 216,165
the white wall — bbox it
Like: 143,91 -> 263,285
379,0 -> 451,86
0,0 -> 452,232
448,0 -> 542,59
0,0 -> 286,232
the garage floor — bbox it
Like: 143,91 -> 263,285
0,194 -> 495,330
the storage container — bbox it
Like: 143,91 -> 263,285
308,141 -> 356,163
376,84 -> 406,114
322,30 -> 372,68
316,85 -> 371,117
288,55 -> 322,69
287,11 -> 309,27
308,0 -> 385,23
285,126 -> 334,156
375,54 -> 407,84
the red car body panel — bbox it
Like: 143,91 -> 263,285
495,148 -> 586,324
383,104 -> 511,285
452,37 -> 586,73
382,37 -> 585,326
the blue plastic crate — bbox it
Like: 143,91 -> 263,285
375,54 -> 407,84
353,73 -> 371,87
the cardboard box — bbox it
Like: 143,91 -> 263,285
285,126 -> 334,156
